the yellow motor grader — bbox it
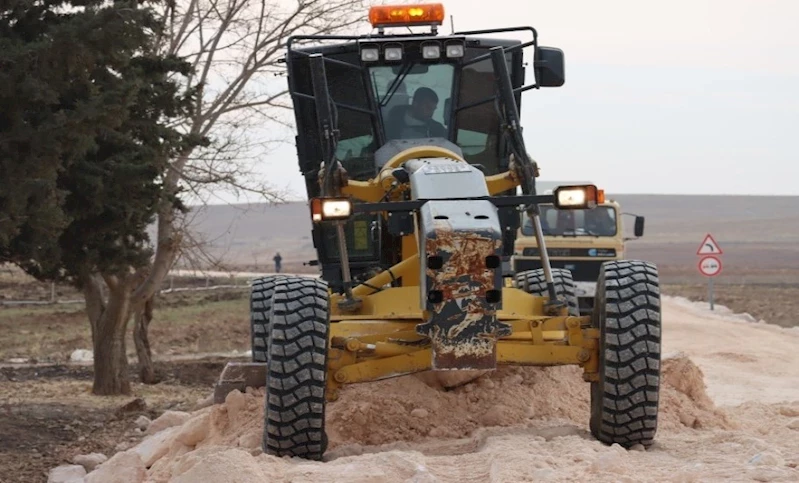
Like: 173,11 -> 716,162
218,2 -> 662,461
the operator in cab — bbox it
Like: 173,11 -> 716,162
585,208 -> 616,236
386,87 -> 448,140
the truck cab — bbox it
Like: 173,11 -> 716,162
511,192 -> 644,315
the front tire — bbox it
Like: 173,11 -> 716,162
514,268 -> 580,316
590,260 -> 661,448
249,275 -> 286,362
263,276 -> 330,460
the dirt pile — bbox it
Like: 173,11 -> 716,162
72,353 -> 762,483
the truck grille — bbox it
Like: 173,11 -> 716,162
522,247 -> 617,257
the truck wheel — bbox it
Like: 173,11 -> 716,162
250,275 -> 286,362
590,260 -> 661,448
515,268 -> 580,316
263,276 -> 330,460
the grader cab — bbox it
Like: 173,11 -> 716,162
219,2 -> 662,461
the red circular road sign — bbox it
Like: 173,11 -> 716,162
698,255 -> 722,277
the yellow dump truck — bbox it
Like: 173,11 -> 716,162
511,188 -> 645,315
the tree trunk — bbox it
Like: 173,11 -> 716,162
83,274 -> 134,396
133,295 -> 158,384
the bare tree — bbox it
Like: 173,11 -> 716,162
129,0 -> 372,383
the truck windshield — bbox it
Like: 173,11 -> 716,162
369,63 -> 455,141
521,205 -> 618,237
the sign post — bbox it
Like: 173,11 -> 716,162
696,234 -> 723,310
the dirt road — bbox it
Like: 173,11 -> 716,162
72,296 -> 799,482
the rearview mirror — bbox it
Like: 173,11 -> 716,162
634,216 -> 645,237
534,46 -> 565,87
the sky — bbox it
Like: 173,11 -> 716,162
201,0 -> 799,204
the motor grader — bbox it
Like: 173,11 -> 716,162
216,2 -> 662,461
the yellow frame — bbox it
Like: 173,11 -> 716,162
321,145 -> 600,401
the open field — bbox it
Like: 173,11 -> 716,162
2,290 -> 798,482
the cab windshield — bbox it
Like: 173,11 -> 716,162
370,63 -> 455,141
522,205 -> 618,237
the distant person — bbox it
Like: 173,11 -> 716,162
273,252 -> 282,273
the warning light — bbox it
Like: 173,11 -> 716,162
369,3 -> 445,28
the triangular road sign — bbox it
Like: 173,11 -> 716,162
697,233 -> 723,255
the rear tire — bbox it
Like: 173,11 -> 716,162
590,260 -> 661,448
263,276 -> 330,460
250,275 -> 286,362
515,268 -> 580,316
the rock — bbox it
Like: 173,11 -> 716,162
9,357 -> 28,364
48,464 -> 86,483
176,413 -> 210,447
170,448 -> 268,483
410,408 -> 429,418
225,389 -> 247,421
132,427 -> 179,467
146,410 -> 191,435
116,398 -> 147,416
194,395 -> 215,411
134,416 -> 151,431
85,451 -> 146,483
787,419 -> 799,430
629,444 -> 646,452
477,377 -> 496,389
69,350 -> 93,362
479,405 -> 508,427
238,431 -> 261,449
72,453 -> 107,472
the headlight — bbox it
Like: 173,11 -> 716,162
322,200 -> 352,219
552,185 -> 604,209
360,46 -> 379,62
422,43 -> 440,59
384,45 -> 403,61
311,197 -> 353,222
445,42 -> 464,58
557,189 -> 586,207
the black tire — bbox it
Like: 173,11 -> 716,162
263,276 -> 330,460
590,260 -> 661,448
250,275 -> 286,362
515,268 -> 580,316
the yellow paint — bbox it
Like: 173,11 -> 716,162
485,171 -> 520,195
333,349 -> 432,384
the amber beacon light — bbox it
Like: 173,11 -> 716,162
369,3 -> 446,27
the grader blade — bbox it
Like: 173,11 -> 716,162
213,362 -> 267,403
